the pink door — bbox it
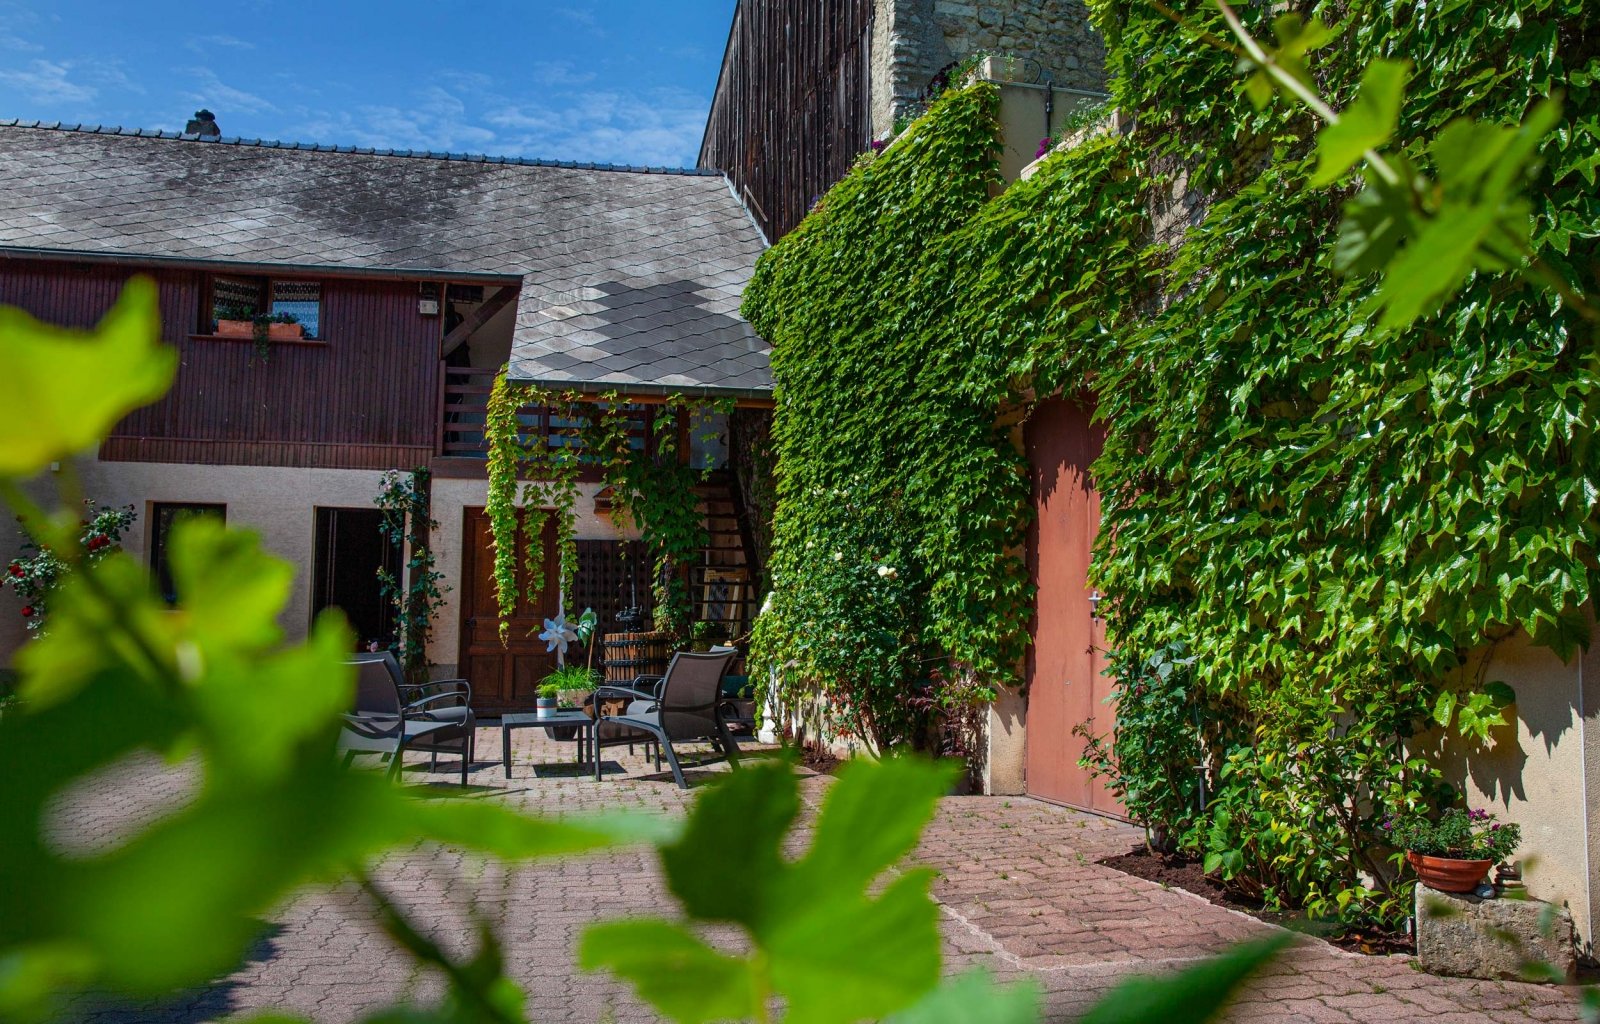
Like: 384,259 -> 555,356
1024,397 -> 1124,817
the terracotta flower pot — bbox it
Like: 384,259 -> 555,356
215,319 -> 253,338
1407,851 -> 1492,893
266,322 -> 304,341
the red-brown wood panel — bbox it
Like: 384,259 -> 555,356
1024,397 -> 1124,818
0,256 -> 442,470
458,507 -> 561,714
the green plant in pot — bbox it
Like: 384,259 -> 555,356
536,681 -> 560,718
1388,808 -> 1521,893
543,663 -> 599,710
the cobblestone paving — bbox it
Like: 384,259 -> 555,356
58,728 -> 1585,1023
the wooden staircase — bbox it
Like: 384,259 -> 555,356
689,471 -> 760,643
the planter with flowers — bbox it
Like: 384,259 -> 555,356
213,305 -> 303,358
1388,808 -> 1522,893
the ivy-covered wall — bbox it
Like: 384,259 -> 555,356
747,0 -> 1598,922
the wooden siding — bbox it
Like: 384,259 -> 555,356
698,0 -> 875,240
0,256 -> 445,470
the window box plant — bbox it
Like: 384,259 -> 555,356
212,306 -> 304,352
1388,808 -> 1521,893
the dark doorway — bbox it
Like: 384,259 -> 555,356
312,507 -> 400,649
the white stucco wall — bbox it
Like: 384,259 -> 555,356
0,458 -> 646,680
1436,620 -> 1597,947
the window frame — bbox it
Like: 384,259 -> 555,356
198,274 -> 327,344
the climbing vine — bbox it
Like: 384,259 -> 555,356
745,0 -> 1598,924
373,467 -> 448,681
483,375 -> 726,646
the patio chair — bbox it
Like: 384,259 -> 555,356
596,649 -> 740,788
339,652 -> 476,785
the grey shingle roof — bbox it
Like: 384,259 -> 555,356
0,120 -> 771,398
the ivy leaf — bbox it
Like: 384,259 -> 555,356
585,756 -> 955,1024
0,278 -> 175,479
1310,60 -> 1410,187
1076,935 -> 1291,1024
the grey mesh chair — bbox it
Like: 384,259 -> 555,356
596,649 -> 740,788
338,652 -> 476,784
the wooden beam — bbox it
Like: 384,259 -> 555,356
440,285 -> 518,358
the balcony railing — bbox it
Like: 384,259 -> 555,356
437,366 -> 653,462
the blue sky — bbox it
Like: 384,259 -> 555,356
0,0 -> 737,167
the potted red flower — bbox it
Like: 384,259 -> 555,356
1387,808 -> 1522,893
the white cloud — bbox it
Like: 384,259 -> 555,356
182,67 -> 279,116
185,34 -> 256,53
0,59 -> 97,104
281,72 -> 710,167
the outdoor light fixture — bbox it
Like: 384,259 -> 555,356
1088,589 -> 1102,617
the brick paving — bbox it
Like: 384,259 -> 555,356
56,727 -> 1586,1023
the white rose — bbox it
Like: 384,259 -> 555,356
833,551 -> 843,561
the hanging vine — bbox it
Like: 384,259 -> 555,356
483,374 -> 726,647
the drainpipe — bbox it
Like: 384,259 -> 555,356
1043,71 -> 1055,139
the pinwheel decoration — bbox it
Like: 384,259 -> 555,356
538,612 -> 579,663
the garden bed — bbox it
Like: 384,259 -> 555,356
1100,845 -> 1413,956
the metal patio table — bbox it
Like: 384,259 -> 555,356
501,710 -> 599,781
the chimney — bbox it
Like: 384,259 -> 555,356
184,109 -> 220,138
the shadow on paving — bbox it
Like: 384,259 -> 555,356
65,923 -> 285,1024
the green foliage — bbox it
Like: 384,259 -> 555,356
1388,807 -> 1522,862
1077,643 -> 1235,844
374,468 -> 448,679
484,382 -> 719,644
0,276 -> 174,478
751,0 -> 1596,922
745,84 -> 1018,753
541,663 -> 599,693
0,285 -> 671,1022
1075,935 -> 1289,1024
583,756 -> 953,1024
3,500 -> 135,633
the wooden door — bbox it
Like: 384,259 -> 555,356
1024,397 -> 1124,817
458,508 -> 559,713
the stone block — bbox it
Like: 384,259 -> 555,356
1414,884 -> 1577,983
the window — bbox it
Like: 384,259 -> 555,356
206,275 -> 322,340
150,503 -> 226,604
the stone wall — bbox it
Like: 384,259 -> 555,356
870,0 -> 1106,136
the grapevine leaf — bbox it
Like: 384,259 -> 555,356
886,969 -> 1041,1024
578,920 -> 762,1024
1311,60 -> 1410,187
588,756 -> 955,1024
1076,935 -> 1291,1024
0,278 -> 175,479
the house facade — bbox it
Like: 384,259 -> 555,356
0,121 -> 770,711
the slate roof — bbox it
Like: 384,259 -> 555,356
0,120 -> 771,398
